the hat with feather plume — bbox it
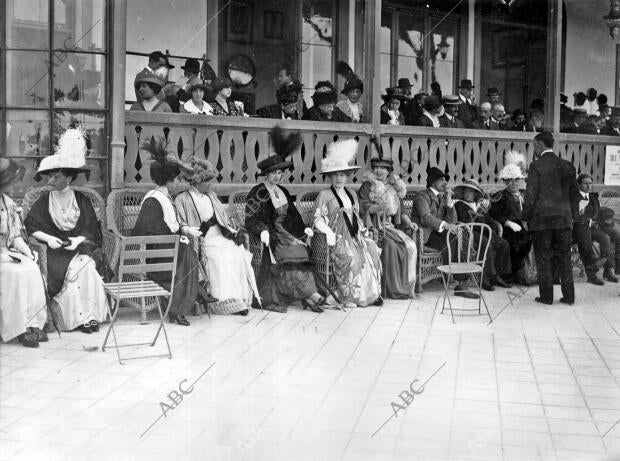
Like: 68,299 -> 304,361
141,136 -> 194,177
257,125 -> 300,176
320,139 -> 360,175
34,126 -> 90,181
499,150 -> 527,180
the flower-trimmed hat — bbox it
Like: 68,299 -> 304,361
499,150 -> 527,180
311,81 -> 338,106
0,158 -> 26,187
34,127 -> 90,181
183,157 -> 218,184
320,139 -> 360,175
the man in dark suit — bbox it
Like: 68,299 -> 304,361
523,132 -> 579,305
440,95 -> 465,128
573,174 -> 618,283
411,167 -> 478,299
456,79 -> 478,128
600,106 -> 620,136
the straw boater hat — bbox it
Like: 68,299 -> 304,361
257,126 -> 300,176
320,139 -> 360,175
455,179 -> 484,200
499,151 -> 527,180
0,158 -> 26,188
34,127 -> 90,181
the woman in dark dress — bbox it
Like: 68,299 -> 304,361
245,126 -> 327,313
131,137 -> 216,326
210,77 -> 245,117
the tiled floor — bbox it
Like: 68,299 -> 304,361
2,277 -> 620,461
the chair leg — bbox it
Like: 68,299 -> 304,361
440,273 -> 455,324
152,296 -> 171,348
103,296 -> 124,365
102,295 -> 118,352
153,296 -> 172,359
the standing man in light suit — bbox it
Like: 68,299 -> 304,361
523,132 -> 579,305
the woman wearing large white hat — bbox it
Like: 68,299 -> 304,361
24,127 -> 108,334
314,139 -> 382,308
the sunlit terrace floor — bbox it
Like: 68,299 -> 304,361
1,274 -> 620,461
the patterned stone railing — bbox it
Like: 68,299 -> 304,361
124,112 -> 617,194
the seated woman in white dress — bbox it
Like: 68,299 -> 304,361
0,158 -> 48,348
175,159 -> 258,315
24,128 -> 108,334
180,78 -> 213,115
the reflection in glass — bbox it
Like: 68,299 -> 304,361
301,0 -> 334,105
6,51 -> 50,107
53,0 -> 106,52
5,110 -> 51,158
52,53 -> 106,109
6,0 -> 50,49
380,11 -> 393,90
430,20 -> 456,96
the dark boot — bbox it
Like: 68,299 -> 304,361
603,269 -> 618,283
197,281 -> 218,304
586,272 -> 604,285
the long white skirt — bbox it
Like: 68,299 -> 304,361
53,254 -> 108,331
200,226 -> 257,314
0,250 -> 47,341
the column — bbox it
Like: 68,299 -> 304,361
110,0 -> 127,189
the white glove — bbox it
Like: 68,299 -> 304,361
304,228 -> 314,238
184,226 -> 202,238
325,232 -> 336,247
260,230 -> 270,246
179,236 -> 189,245
46,236 -> 64,250
65,236 -> 86,251
505,220 -> 522,232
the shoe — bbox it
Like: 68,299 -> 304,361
198,281 -> 219,304
89,320 -> 99,332
481,281 -> 495,291
301,299 -> 324,313
374,297 -> 384,306
454,285 -> 479,299
535,297 -> 552,305
586,275 -> 604,286
17,332 -> 39,348
30,327 -> 48,342
603,271 -> 619,283
492,276 -> 512,288
169,314 -> 191,326
233,309 -> 249,316
78,323 -> 92,334
559,297 -> 574,305
263,304 -> 287,313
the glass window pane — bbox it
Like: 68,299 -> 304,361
5,110 -> 51,158
397,56 -> 423,95
398,14 -> 424,58
430,20 -> 456,95
381,11 -> 392,54
52,53 -> 106,109
53,0 -> 106,52
380,53 -> 392,92
6,0 -> 50,49
6,51 -> 50,107
302,0 -> 334,47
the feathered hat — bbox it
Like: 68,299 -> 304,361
320,139 -> 360,175
183,157 -> 218,185
0,158 -> 26,187
141,136 -> 194,178
499,150 -> 527,180
336,61 -> 363,95
34,126 -> 90,181
257,126 -> 301,176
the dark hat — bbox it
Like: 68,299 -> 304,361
341,76 -> 364,94
381,87 -> 407,103
443,94 -> 460,105
181,58 -> 201,74
148,51 -> 166,62
276,86 -> 299,105
423,95 -> 442,111
213,76 -> 233,92
186,78 -> 206,94
560,93 -> 568,103
397,78 -> 412,88
314,80 -> 336,92
257,155 -> 293,176
530,98 -> 544,111
0,158 -> 26,187
458,79 -> 474,89
312,87 -> 337,106
610,106 -> 620,116
370,157 -> 394,170
511,108 -> 525,120
162,55 -> 175,70
486,87 -> 500,96
426,167 -> 449,186
597,94 -> 608,106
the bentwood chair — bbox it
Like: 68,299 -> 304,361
437,223 -> 493,324
102,235 -> 179,364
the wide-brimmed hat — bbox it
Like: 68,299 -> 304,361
0,158 -> 26,187
35,127 -> 90,181
423,95 -> 442,111
397,78 -> 412,89
321,139 -> 360,175
341,76 -> 363,95
381,87 -> 407,103
370,157 -> 394,171
186,78 -> 206,94
459,79 -> 474,89
135,71 -> 165,89
257,155 -> 293,176
455,179 -> 484,200
213,76 -> 233,93
181,58 -> 201,74
426,167 -> 449,186
499,164 -> 525,180
183,158 -> 218,184
443,94 -> 460,106
312,86 -> 338,106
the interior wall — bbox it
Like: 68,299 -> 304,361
564,0 -> 615,102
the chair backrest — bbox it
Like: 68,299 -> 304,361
298,191 -> 320,227
228,191 -> 250,230
446,223 -> 493,266
600,190 -> 620,221
107,188 -> 149,236
403,190 -> 417,217
22,186 -> 106,227
117,235 -> 179,284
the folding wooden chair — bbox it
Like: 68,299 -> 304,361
437,223 -> 493,323
102,235 -> 179,364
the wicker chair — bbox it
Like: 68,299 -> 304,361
403,190 -> 444,292
21,186 -> 118,282
600,189 -> 620,224
228,191 -> 263,274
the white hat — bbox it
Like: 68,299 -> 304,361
320,139 -> 360,175
499,150 -> 527,180
499,164 -> 525,180
35,127 -> 89,180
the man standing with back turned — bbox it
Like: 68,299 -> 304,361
523,132 -> 578,305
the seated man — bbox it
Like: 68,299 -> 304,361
257,84 -> 302,120
411,167 -> 478,299
440,95 -> 464,128
572,174 -> 617,284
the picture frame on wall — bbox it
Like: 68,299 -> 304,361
264,11 -> 284,40
226,1 -> 252,44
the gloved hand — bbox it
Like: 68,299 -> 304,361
65,236 -> 86,251
325,232 -> 337,247
46,236 -> 64,250
260,230 -> 270,246
184,226 -> 202,238
505,220 -> 522,232
304,228 -> 314,238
